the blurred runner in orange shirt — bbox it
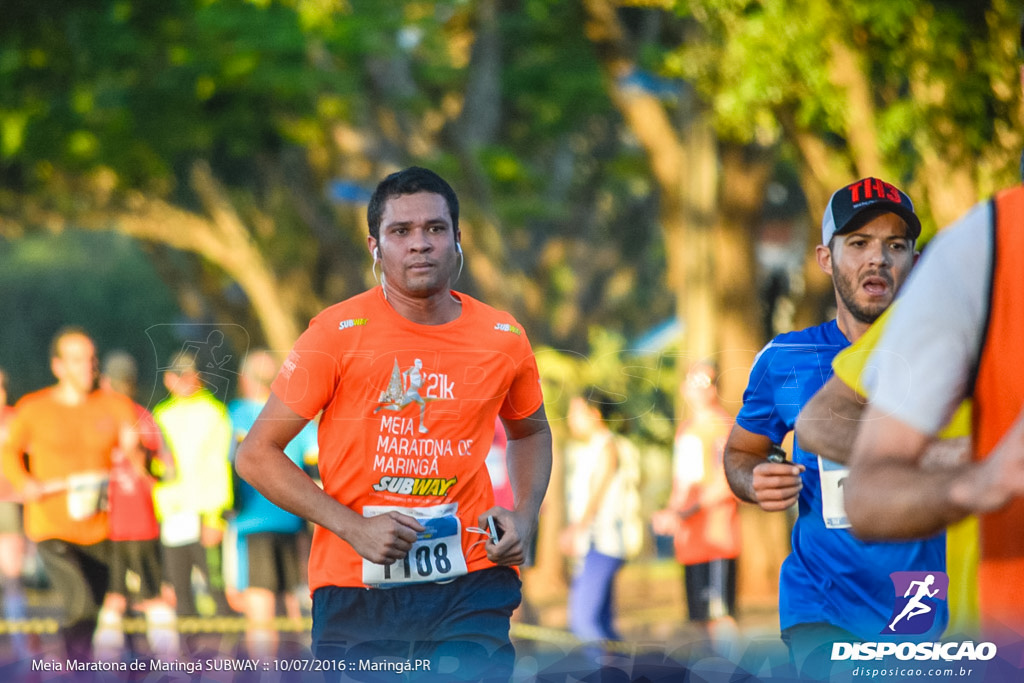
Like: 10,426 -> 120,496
654,362 -> 740,653
1,328 -> 137,660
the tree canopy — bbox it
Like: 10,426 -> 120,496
1,0 -> 1020,398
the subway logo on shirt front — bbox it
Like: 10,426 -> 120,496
372,476 -> 458,497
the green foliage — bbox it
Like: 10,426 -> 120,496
665,0 -> 842,143
4,0 -> 1020,383
502,2 -> 612,140
0,0 -> 351,191
538,327 -> 678,448
665,0 -> 1020,188
0,231 -> 181,404
0,0 -> 681,355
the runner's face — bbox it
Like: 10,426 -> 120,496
682,366 -> 716,409
826,213 -> 914,324
372,192 -> 459,299
163,369 -> 201,397
52,334 -> 98,395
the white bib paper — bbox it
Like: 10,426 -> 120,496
161,512 -> 201,547
817,455 -> 851,529
66,471 -> 108,521
362,503 -> 468,587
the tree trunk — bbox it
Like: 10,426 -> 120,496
681,110 -> 719,369
827,38 -> 886,178
187,162 -> 304,351
776,109 -> 848,330
714,144 -> 773,407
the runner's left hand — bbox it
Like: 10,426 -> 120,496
478,506 -> 530,566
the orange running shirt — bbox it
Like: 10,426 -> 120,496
1,387 -> 136,545
272,287 -> 544,590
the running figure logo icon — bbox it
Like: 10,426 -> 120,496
374,358 -> 431,433
884,571 -> 948,635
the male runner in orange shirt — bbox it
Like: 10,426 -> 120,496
237,167 -> 552,681
2,327 -> 137,659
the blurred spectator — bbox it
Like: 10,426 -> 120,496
560,389 -> 643,652
228,350 -> 317,658
1,328 -> 136,659
485,416 -> 514,510
0,367 -> 32,658
653,362 -> 740,653
92,351 -> 179,659
152,350 -> 234,617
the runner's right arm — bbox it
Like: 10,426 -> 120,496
236,393 -> 423,564
1,409 -> 42,501
723,424 -> 804,511
795,375 -> 866,464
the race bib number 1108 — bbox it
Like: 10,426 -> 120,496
362,503 -> 469,587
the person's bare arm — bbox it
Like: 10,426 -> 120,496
849,404 -> 1024,541
798,374 -> 972,469
947,408 -> 1024,512
235,394 -> 423,564
795,375 -> 867,464
487,404 -> 552,566
723,424 -> 804,511
845,406 -> 970,539
1,414 -> 42,501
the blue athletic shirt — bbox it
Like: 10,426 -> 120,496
229,398 -> 318,536
736,320 -> 947,640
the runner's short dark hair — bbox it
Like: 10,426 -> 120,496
367,167 -> 459,241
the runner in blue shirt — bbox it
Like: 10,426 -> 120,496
723,178 -> 946,680
229,350 -> 319,659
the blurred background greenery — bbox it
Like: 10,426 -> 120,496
1,0 -> 1020,605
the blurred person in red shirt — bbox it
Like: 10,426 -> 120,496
92,351 -> 179,659
653,362 -> 740,653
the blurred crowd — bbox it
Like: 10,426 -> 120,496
0,325 -> 740,664
0,328 -> 320,663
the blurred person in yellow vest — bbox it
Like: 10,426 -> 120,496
152,350 -> 234,618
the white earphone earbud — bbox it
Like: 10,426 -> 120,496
371,246 -> 382,285
456,242 -> 462,255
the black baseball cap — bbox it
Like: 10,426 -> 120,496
821,177 -> 921,245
